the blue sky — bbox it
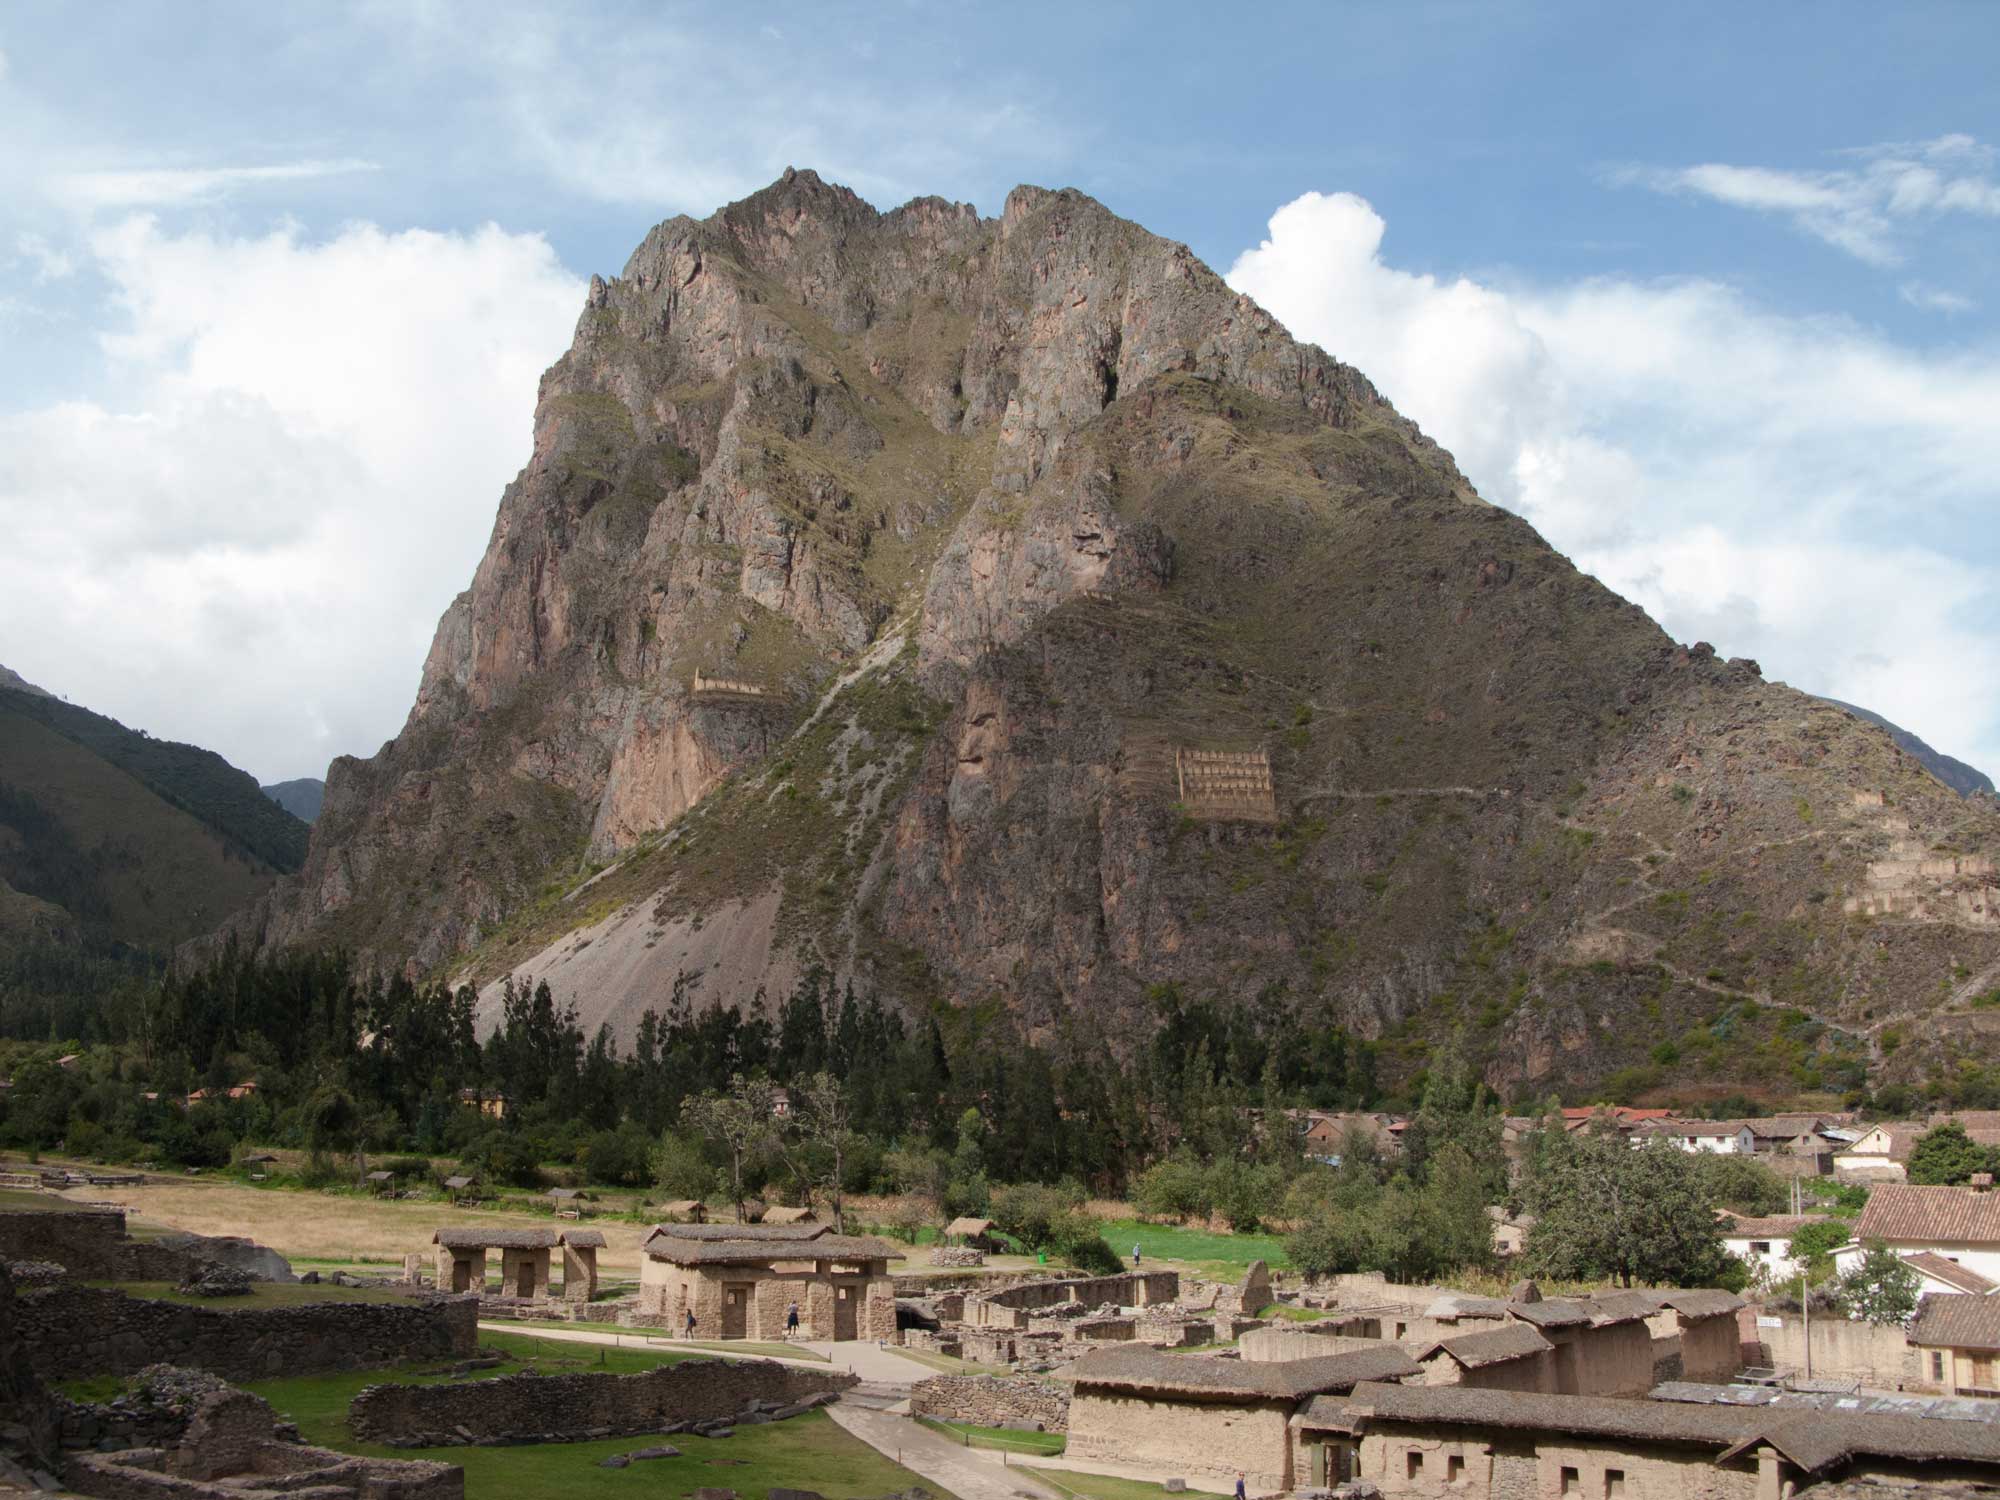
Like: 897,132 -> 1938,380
1,1 -> 1996,783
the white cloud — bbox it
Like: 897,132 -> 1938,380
1620,135 -> 2000,265
0,216 -> 583,781
12,231 -> 73,281
54,158 -> 379,210
1228,190 -> 2000,778
1900,281 -> 1976,314
0,46 -> 10,83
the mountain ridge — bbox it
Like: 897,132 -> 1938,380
218,169 -> 2000,1098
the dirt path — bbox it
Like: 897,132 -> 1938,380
827,1403 -> 1048,1500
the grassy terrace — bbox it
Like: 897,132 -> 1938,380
1101,1218 -> 1289,1274
237,1329 -> 956,1500
96,1280 -> 415,1308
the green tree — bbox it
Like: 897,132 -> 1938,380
1523,1132 -> 1733,1287
1696,1153 -> 1790,1216
1907,1123 -> 1994,1186
682,1074 -> 776,1222
1837,1244 -> 1921,1325
1786,1219 -> 1852,1284
650,1128 -> 719,1202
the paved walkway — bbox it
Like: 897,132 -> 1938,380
829,1402 -> 1054,1500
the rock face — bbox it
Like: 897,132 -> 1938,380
226,169 -> 2000,1093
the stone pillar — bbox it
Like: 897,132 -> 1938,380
562,1245 -> 597,1303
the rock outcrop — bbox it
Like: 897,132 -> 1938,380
223,169 -> 2000,1093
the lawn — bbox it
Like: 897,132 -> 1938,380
1101,1219 -> 1289,1274
892,1346 -> 1013,1377
99,1280 -> 415,1307
1026,1468 -> 1227,1500
244,1330 -> 956,1500
917,1415 -> 1065,1456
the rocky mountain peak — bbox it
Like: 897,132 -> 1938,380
221,170 -> 2000,1099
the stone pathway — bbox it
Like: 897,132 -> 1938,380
828,1402 -> 1053,1500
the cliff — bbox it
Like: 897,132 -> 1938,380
223,170 -> 2000,1096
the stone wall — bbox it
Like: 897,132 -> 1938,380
13,1285 -> 477,1380
349,1357 -> 855,1445
0,1209 -> 203,1283
910,1375 -> 1070,1431
0,1262 -> 59,1468
965,1270 -> 1180,1328
1240,1326 -> 1386,1363
1068,1388 -> 1296,1493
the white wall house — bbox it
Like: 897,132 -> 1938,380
1663,1121 -> 1757,1154
1718,1213 -> 1824,1282
1835,1184 -> 2000,1286
1833,1122 -> 1918,1180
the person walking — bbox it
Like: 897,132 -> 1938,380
1132,1244 -> 1142,1267
786,1301 -> 800,1338
1235,1473 -> 1246,1500
684,1308 -> 697,1340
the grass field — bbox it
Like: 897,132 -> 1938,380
891,1346 -> 1013,1377
1027,1467 -> 1227,1500
481,1321 -> 829,1363
917,1415 -> 1065,1455
243,1330 -> 957,1500
1101,1219 -> 1289,1273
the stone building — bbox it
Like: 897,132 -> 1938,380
1308,1380 -> 2000,1500
1646,1289 -> 1746,1383
431,1228 -> 556,1298
637,1222 -> 899,1340
559,1229 -> 603,1304
1413,1324 -> 1559,1392
1064,1342 -> 1420,1493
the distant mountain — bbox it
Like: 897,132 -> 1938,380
1819,699 -> 1995,798
262,777 -> 325,823
0,679 -> 313,1034
0,688 -> 309,871
0,665 -> 52,699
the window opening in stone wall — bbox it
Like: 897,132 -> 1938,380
1407,1451 -> 1424,1480
1447,1455 -> 1465,1483
1605,1469 -> 1625,1499
1561,1466 -> 1580,1496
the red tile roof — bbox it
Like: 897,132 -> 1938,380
1904,1251 -> 2000,1295
1856,1184 -> 2000,1245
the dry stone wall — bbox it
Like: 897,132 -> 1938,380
909,1375 -> 1069,1432
966,1270 -> 1180,1327
0,1209 -> 203,1283
13,1285 -> 476,1380
349,1358 -> 856,1446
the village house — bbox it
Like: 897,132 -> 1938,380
1064,1343 -> 1421,1493
657,1198 -> 707,1223
1301,1112 -> 1403,1164
1837,1183 -> 2000,1284
1317,1380 -> 2000,1500
1656,1119 -> 1759,1154
1717,1212 -> 1825,1282
636,1221 -> 899,1340
1903,1250 -> 2000,1297
1486,1206 -> 1535,1257
1834,1117 -> 2000,1181
1910,1293 -> 2000,1396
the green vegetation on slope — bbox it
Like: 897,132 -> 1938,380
0,686 -> 308,871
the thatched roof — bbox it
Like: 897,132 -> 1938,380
1067,1344 -> 1419,1401
1342,1381 -> 2000,1473
945,1217 -> 995,1237
433,1227 -> 558,1250
559,1229 -> 606,1250
364,1170 -> 396,1182
1583,1291 -> 1664,1327
442,1175 -> 479,1190
548,1187 -> 592,1200
641,1223 -> 903,1265
659,1199 -> 705,1217
762,1206 -> 817,1224
1652,1289 -> 1746,1320
1414,1323 -> 1553,1370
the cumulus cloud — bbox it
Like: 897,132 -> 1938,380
1619,134 -> 2000,265
1228,190 -> 2000,777
54,158 -> 379,209
0,217 -> 583,781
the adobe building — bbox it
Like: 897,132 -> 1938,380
1910,1293 -> 2000,1396
637,1222 -> 900,1340
1312,1381 -> 2000,1500
431,1228 -> 556,1298
1064,1343 -> 1421,1494
559,1228 -> 603,1304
